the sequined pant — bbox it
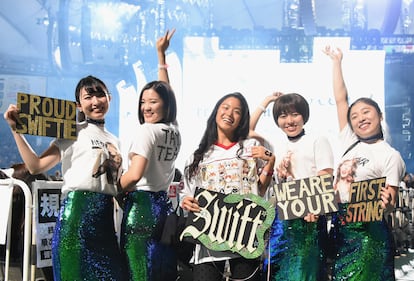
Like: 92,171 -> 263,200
328,203 -> 395,281
52,191 -> 127,281
121,190 -> 177,281
263,213 -> 328,281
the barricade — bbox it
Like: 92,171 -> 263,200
0,178 -> 32,281
392,186 -> 414,254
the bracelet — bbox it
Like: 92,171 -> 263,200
262,169 -> 274,177
158,64 -> 169,69
258,105 -> 266,113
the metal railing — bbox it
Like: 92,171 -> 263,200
0,178 -> 32,281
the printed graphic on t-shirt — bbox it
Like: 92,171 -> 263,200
276,150 -> 294,182
334,156 -> 370,203
92,141 -> 122,184
199,158 -> 257,194
334,158 -> 358,203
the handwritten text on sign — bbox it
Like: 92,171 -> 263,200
180,189 -> 275,259
346,177 -> 386,223
273,174 -> 338,220
16,92 -> 77,139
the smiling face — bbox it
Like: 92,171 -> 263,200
348,101 -> 382,139
277,111 -> 305,138
77,86 -> 110,120
140,88 -> 165,124
272,93 -> 309,138
215,96 -> 242,138
339,159 -> 353,178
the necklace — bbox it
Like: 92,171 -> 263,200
358,131 -> 383,143
86,118 -> 105,125
287,129 -> 305,141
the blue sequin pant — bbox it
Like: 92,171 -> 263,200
120,190 -> 177,281
52,191 -> 127,281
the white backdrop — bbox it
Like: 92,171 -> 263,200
119,36 -> 385,173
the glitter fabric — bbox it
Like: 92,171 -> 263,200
328,203 -> 395,281
52,191 -> 127,281
263,211 -> 328,281
121,190 -> 177,281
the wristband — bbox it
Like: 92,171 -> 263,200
262,169 -> 274,177
158,64 -> 169,69
258,105 -> 266,113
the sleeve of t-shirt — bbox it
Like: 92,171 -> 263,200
339,124 -> 359,155
314,136 -> 334,172
128,124 -> 155,160
384,149 -> 406,187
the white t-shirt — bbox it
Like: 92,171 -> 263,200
335,125 -> 406,203
128,123 -> 181,192
181,138 -> 267,264
274,133 -> 334,181
53,122 -> 123,198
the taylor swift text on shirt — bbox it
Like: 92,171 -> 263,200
158,128 -> 180,161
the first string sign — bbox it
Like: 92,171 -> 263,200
16,93 -> 77,140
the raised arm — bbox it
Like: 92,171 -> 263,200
3,104 -> 60,174
323,46 -> 349,131
250,92 -> 282,131
156,29 -> 176,84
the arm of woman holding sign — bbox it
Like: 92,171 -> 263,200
4,104 -> 61,174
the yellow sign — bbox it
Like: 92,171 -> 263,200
16,93 -> 77,140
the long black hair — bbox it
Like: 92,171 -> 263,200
185,92 -> 250,180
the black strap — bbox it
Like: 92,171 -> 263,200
342,140 -> 360,157
287,129 -> 305,141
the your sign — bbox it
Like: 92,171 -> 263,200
273,174 -> 338,220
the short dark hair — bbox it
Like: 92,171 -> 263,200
272,93 -> 309,126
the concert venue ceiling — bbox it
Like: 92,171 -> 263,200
0,0 -> 413,172
1,0 -> 413,76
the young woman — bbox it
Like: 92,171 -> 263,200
3,76 -> 127,281
180,92 -> 275,281
118,29 -> 181,281
324,46 -> 406,281
250,92 -> 334,281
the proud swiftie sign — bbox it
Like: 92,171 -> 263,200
16,92 -> 77,140
180,189 -> 275,259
